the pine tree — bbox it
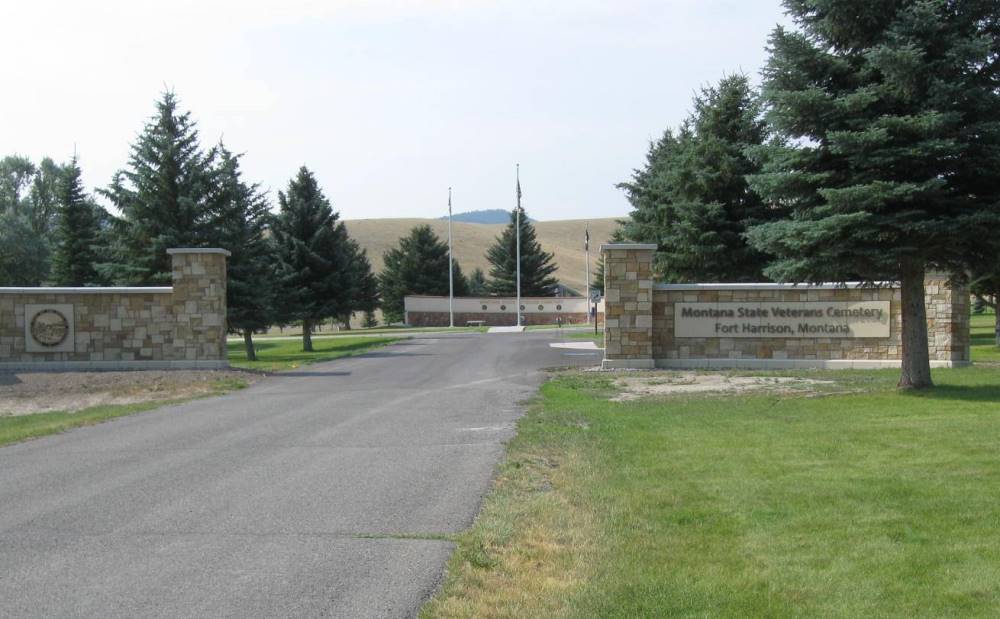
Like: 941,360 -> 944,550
205,145 -> 274,361
100,92 -> 216,284
468,267 -> 488,296
621,75 -> 772,282
336,239 -> 380,330
271,166 -> 352,352
486,208 -> 558,296
51,156 -> 102,286
746,0 -> 1000,389
378,225 -> 468,324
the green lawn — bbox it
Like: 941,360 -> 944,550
228,335 -> 400,371
971,310 -> 999,363
566,329 -> 603,346
424,365 -> 1000,618
0,377 -> 248,448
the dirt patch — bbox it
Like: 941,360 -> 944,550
611,372 -> 835,401
0,370 -> 259,416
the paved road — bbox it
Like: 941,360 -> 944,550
0,331 -> 599,618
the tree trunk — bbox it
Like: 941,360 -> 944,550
341,313 -> 352,331
302,319 -> 314,352
898,263 -> 933,390
243,330 -> 256,362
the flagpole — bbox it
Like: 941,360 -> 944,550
585,224 -> 591,324
515,164 -> 522,328
448,186 -> 454,328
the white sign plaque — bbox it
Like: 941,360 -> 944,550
674,301 -> 890,339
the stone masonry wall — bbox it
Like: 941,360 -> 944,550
651,286 -> 902,362
0,248 -> 229,369
602,244 -> 971,369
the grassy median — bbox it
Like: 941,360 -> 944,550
424,364 -> 1000,618
227,335 -> 400,371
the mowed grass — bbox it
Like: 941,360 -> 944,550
423,366 -> 1000,618
253,325 -> 488,338
0,377 -> 248,448
227,335 -> 400,371
971,310 -> 999,363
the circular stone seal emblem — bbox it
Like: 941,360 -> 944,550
30,309 -> 70,347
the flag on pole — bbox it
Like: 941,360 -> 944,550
585,226 -> 589,252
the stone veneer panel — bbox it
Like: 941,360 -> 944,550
602,244 -> 656,368
0,248 -> 229,368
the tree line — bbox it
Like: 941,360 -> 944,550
1,93 -> 560,358
605,0 -> 1000,389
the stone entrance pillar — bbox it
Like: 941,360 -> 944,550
601,244 -> 657,369
167,248 -> 230,364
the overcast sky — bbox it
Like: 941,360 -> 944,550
2,0 -> 789,221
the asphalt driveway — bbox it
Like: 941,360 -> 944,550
0,330 -> 599,618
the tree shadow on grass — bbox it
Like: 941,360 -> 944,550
902,383 -> 1000,404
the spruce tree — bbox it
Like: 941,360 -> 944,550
746,0 -> 1000,389
206,145 -> 274,361
51,157 -> 102,286
621,75 -> 772,282
486,208 -> 558,296
378,225 -> 468,324
336,239 -> 380,330
271,166 -> 351,352
101,92 -> 215,284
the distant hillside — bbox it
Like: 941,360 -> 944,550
344,217 -> 623,293
439,209 -> 513,224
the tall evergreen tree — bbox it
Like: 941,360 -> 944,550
206,145 -> 275,361
621,75 -> 772,282
378,225 -> 468,324
271,166 -> 351,351
336,238 -> 380,330
51,157 -> 102,286
486,208 -> 558,296
101,92 -> 216,284
746,0 -> 1000,389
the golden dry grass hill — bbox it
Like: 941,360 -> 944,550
344,217 -> 623,293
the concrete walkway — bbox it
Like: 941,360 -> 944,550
0,331 -> 595,618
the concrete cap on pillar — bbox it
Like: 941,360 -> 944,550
599,243 -> 657,252
166,248 -> 232,257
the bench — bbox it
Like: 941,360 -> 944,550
466,320 -> 486,327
